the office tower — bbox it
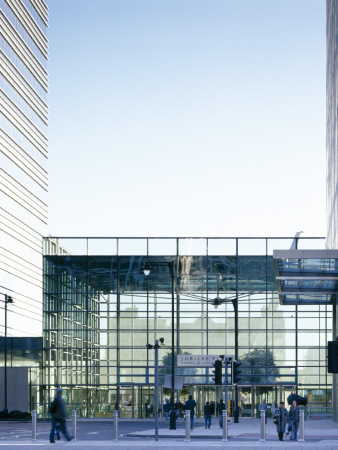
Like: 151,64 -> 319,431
0,0 -> 48,336
327,0 -> 338,248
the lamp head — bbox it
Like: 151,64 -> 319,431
5,295 -> 13,304
143,262 -> 152,276
212,297 -> 222,309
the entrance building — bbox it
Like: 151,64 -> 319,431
40,236 -> 332,418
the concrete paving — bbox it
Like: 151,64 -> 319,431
0,418 -> 337,449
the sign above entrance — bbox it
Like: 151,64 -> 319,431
177,355 -> 235,367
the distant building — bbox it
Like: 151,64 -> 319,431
0,0 -> 48,336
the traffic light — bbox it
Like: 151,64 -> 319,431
212,360 -> 222,385
231,360 -> 241,385
328,341 -> 338,373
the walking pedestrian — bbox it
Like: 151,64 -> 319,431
163,399 -> 170,421
49,388 -> 72,443
288,400 -> 300,441
145,400 -> 150,418
183,394 -> 196,430
217,399 -> 226,428
259,398 -> 268,424
272,400 -> 278,417
204,401 -> 212,429
275,401 -> 288,441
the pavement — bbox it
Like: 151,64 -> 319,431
0,418 -> 337,449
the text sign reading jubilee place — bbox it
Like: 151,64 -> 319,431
177,355 -> 234,367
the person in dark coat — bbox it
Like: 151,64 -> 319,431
163,399 -> 170,421
49,388 -> 72,443
288,400 -> 300,441
217,399 -> 226,428
204,401 -> 212,429
275,401 -> 288,441
183,394 -> 196,430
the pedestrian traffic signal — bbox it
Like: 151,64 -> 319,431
231,360 -> 241,385
212,360 -> 222,385
328,341 -> 338,373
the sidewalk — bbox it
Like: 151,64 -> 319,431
0,418 -> 337,449
126,417 -> 338,447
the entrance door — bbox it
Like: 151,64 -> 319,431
237,386 -> 253,417
138,386 -> 155,418
195,386 -> 220,418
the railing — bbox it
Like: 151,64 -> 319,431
308,406 -> 332,418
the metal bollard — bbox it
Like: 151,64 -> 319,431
184,410 -> 191,442
113,410 -> 119,442
259,410 -> 266,442
222,410 -> 228,442
32,410 -> 37,442
72,410 -> 77,441
298,409 -> 305,442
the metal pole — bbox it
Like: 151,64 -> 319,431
222,410 -> 228,441
299,409 -> 305,442
184,409 -> 191,441
31,410 -> 37,441
4,298 -> 8,412
72,410 -> 77,441
224,357 -> 228,419
259,410 -> 266,441
113,409 -> 118,442
169,261 -> 176,430
155,340 -> 159,441
235,239 -> 239,418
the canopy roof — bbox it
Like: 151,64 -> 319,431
273,249 -> 338,305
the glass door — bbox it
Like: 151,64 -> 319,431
254,386 -> 279,418
194,386 -> 223,418
238,386 -> 253,417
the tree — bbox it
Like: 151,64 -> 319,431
159,350 -> 197,385
239,349 -> 279,385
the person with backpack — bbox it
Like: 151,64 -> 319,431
49,388 -> 73,443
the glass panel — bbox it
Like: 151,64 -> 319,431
238,239 -> 266,255
148,239 -> 177,255
208,239 -> 236,256
87,238 -> 117,255
297,238 -> 326,250
57,238 -> 88,255
178,238 -> 207,255
267,238 -> 294,254
118,239 -> 147,255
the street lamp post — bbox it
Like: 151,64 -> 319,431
146,338 -> 164,441
3,294 -> 13,412
143,260 -> 177,430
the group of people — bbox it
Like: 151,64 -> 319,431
205,399 -> 227,429
180,396 -> 227,430
260,398 -> 301,441
48,389 -> 300,441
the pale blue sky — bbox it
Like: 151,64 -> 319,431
47,0 -> 326,238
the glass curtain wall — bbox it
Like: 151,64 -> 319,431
41,237 -> 331,418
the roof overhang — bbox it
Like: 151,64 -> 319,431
273,249 -> 338,305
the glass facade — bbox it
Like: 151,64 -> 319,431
40,237 -> 331,419
0,0 -> 48,336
